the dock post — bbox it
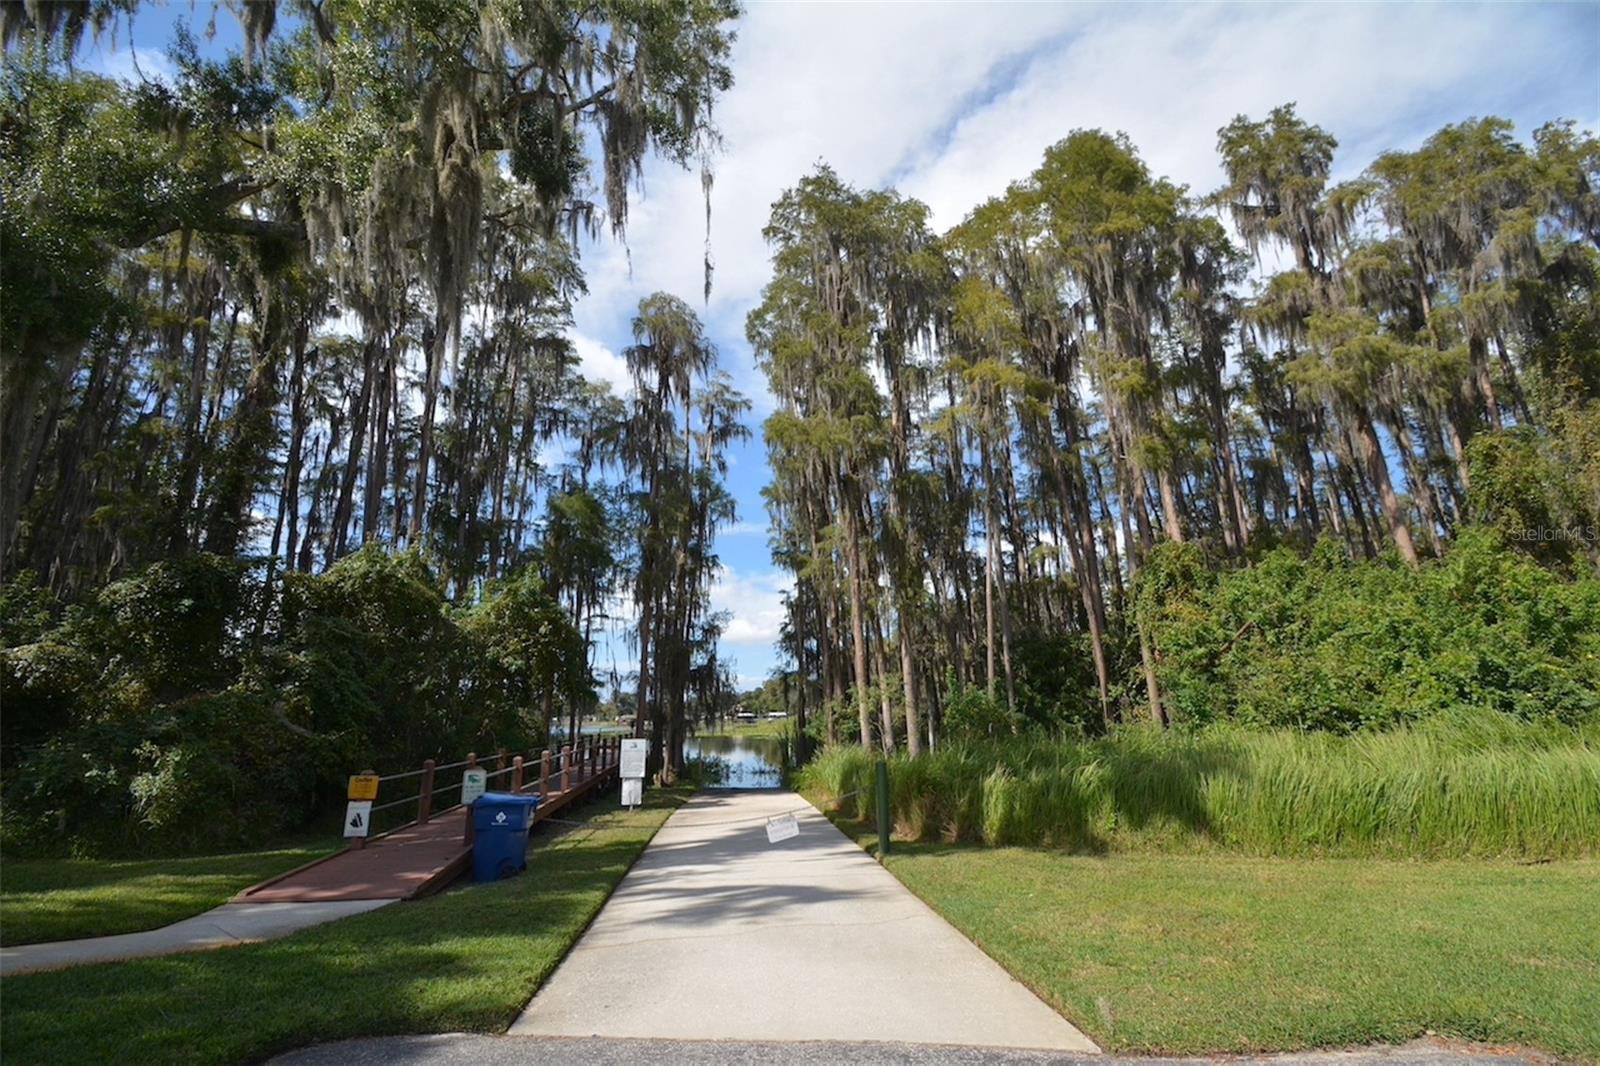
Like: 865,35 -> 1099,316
511,755 -> 524,793
561,745 -> 572,792
463,753 -> 477,846
540,749 -> 551,797
418,758 -> 436,824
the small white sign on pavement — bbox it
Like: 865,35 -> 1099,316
344,800 -> 372,838
461,768 -> 488,805
765,812 -> 800,844
621,777 -> 643,809
620,738 -> 648,780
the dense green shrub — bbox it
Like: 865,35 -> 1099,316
1135,529 -> 1600,730
1465,429 -> 1598,573
1009,634 -> 1105,735
940,681 -> 1021,742
801,712 -> 1600,858
1,548 -> 584,854
800,694 -> 862,747
273,547 -> 467,775
461,567 -> 592,738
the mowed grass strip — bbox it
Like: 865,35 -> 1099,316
0,788 -> 690,1065
877,843 -> 1600,1060
0,847 -> 333,946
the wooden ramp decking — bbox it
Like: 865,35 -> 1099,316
235,763 -> 618,903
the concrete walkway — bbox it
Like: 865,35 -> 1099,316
0,899 -> 392,975
510,790 -> 1098,1052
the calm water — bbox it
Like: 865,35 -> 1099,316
683,734 -> 785,789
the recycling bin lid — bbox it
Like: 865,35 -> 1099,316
476,792 -> 540,806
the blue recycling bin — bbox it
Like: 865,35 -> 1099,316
471,792 -> 541,882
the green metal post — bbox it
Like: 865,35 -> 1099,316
875,759 -> 891,858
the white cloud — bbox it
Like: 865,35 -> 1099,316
901,4 -> 1570,229
720,520 -> 768,538
711,565 -> 792,646
79,42 -> 177,86
569,331 -> 633,395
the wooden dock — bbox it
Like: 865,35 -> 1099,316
235,740 -> 620,903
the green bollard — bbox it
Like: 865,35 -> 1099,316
875,759 -> 891,859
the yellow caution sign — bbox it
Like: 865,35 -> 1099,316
347,774 -> 380,801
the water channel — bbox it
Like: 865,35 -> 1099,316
682,734 -> 786,789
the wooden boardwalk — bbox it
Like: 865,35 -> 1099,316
236,757 -> 618,904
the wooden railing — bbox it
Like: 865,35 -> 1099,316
351,735 -> 623,849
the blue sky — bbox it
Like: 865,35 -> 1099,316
81,1 -> 1600,691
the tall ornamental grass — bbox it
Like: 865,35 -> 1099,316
798,713 -> 1600,858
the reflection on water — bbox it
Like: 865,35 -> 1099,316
683,734 -> 785,789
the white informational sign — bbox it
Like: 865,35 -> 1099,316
621,777 -> 643,809
620,738 -> 648,780
344,800 -> 372,838
461,768 -> 488,805
765,812 -> 800,844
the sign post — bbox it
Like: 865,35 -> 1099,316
620,738 -> 647,809
875,759 -> 891,858
345,770 -> 378,847
344,800 -> 372,840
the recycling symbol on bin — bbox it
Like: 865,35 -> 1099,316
494,811 -> 507,825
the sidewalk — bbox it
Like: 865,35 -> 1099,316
0,899 -> 392,975
509,789 -> 1098,1052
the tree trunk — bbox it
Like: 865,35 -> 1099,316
842,480 -> 874,748
1355,406 -> 1419,567
330,338 -> 377,563
1138,627 -> 1167,726
1469,334 -> 1503,430
871,610 -> 896,755
410,314 -> 450,541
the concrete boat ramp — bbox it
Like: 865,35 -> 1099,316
509,789 -> 1097,1051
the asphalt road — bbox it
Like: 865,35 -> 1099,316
270,1035 -> 1550,1066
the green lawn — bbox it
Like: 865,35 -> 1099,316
697,717 -> 793,739
0,846 -> 334,946
874,841 -> 1600,1060
0,788 -> 689,1065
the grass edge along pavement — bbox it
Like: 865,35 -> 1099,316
0,845 -> 335,947
0,787 -> 692,1066
802,793 -> 1600,1063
